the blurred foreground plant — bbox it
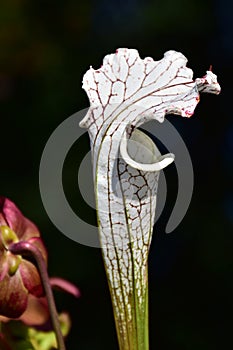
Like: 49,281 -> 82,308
0,197 -> 80,350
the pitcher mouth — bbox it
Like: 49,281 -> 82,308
120,128 -> 175,172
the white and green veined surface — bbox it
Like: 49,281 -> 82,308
80,48 -> 220,349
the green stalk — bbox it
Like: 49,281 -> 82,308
101,243 -> 150,350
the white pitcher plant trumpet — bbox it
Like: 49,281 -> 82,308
80,49 -> 220,350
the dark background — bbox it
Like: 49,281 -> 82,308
0,0 -> 233,349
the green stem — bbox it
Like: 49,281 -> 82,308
103,249 -> 149,350
9,241 -> 66,350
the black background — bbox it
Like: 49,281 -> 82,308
0,0 -> 233,349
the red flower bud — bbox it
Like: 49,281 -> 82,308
0,197 -> 47,318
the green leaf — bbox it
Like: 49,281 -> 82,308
1,313 -> 70,350
28,313 -> 71,350
1,321 -> 35,350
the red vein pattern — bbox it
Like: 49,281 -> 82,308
80,49 -> 220,348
